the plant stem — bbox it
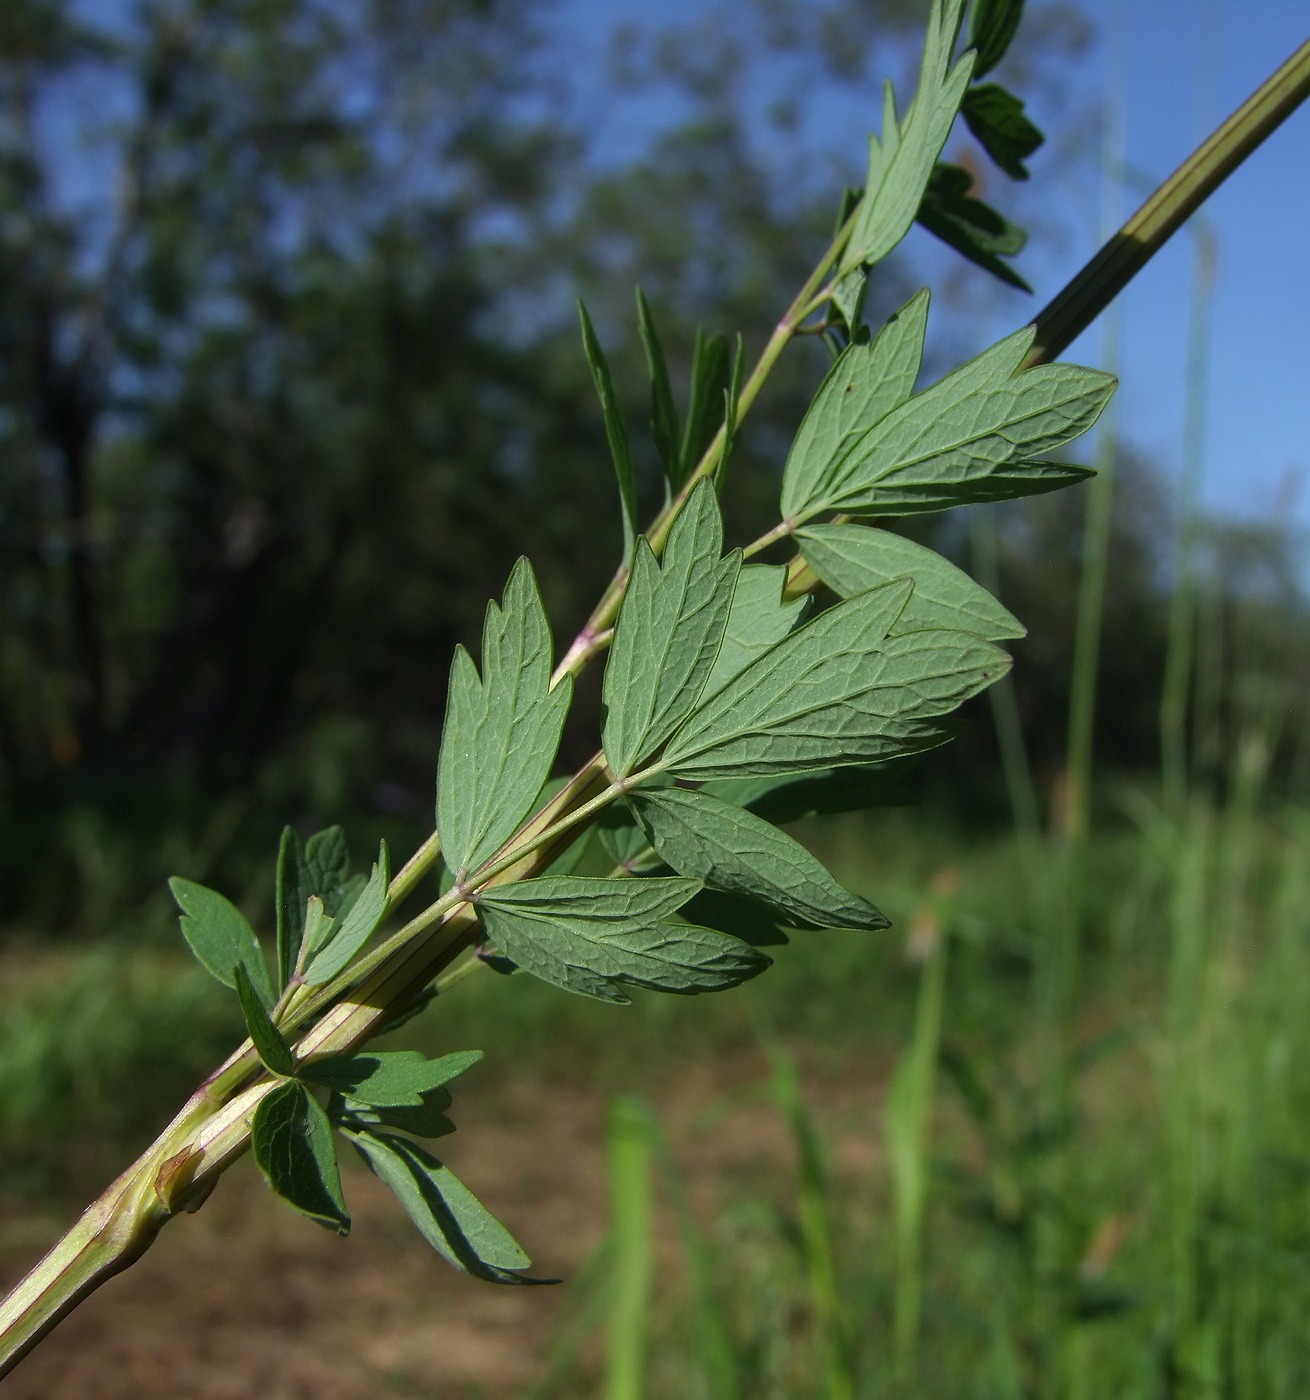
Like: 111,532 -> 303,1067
1022,35 -> 1310,369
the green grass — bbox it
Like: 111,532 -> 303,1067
501,796 -> 1310,1399
5,793 -> 1310,1395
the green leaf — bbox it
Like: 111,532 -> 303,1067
786,322 -> 1114,523
347,1129 -> 548,1284
578,300 -> 638,564
168,876 -> 274,1006
628,787 -> 887,931
602,479 -> 740,777
701,564 -> 811,703
916,162 -> 1031,291
967,0 -> 1025,78
961,83 -> 1044,180
681,889 -> 790,947
843,0 -> 974,273
335,1091 -> 456,1140
717,333 -> 745,487
252,1080 -> 350,1235
437,558 -> 573,878
679,329 -> 730,486
797,523 -> 1024,640
598,804 -> 663,874
303,842 -> 391,985
275,826 -> 306,992
660,582 -> 1010,779
636,289 -> 682,490
476,874 -> 769,1002
708,759 -> 923,824
304,827 -> 352,915
780,289 -> 929,524
234,962 -> 295,1076
301,1049 -> 482,1106
300,896 -> 334,963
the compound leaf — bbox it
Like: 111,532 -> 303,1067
788,324 -> 1113,523
916,161 -> 1031,289
660,582 -> 1010,779
303,841 -> 391,985
437,558 -> 573,878
629,787 -> 887,931
579,300 -> 638,563
301,1049 -> 482,1106
602,479 -> 740,777
252,1080 -> 349,1235
843,0 -> 974,273
168,876 -> 274,1007
476,874 -> 768,1002
781,289 -> 929,523
797,523 -> 1024,640
347,1128 -> 547,1283
234,962 -> 295,1076
961,83 -> 1044,180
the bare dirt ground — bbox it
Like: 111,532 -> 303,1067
0,1047 -> 882,1398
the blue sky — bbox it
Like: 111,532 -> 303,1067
554,0 -> 1310,533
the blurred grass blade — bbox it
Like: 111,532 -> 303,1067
885,895 -> 950,1381
770,1044 -> 852,1400
605,1095 -> 654,1400
640,1100 -> 739,1400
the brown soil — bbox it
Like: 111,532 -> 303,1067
0,1048 -> 884,1398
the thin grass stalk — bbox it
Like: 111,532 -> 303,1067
1160,225 -> 1217,817
770,1048 -> 852,1400
642,1105 -> 740,1400
886,911 -> 949,1385
604,1096 -> 655,1400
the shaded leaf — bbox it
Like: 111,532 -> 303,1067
661,582 -> 1010,779
602,479 -> 740,777
708,759 -> 923,824
348,1128 -> 548,1284
916,162 -> 1031,291
275,825 -> 307,992
303,841 -> 391,985
679,329 -> 730,485
301,1049 -> 482,1106
629,787 -> 887,931
252,1080 -> 349,1235
579,300 -> 637,563
682,889 -> 791,947
337,1091 -> 457,1140
437,558 -> 573,877
636,289 -> 682,489
168,876 -> 274,1007
797,523 -> 1024,639
304,827 -> 351,915
476,875 -> 768,1002
780,290 -> 929,523
843,0 -> 974,272
598,803 -> 663,874
967,0 -> 1025,78
702,564 -> 811,703
234,962 -> 294,1077
962,83 -> 1044,180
